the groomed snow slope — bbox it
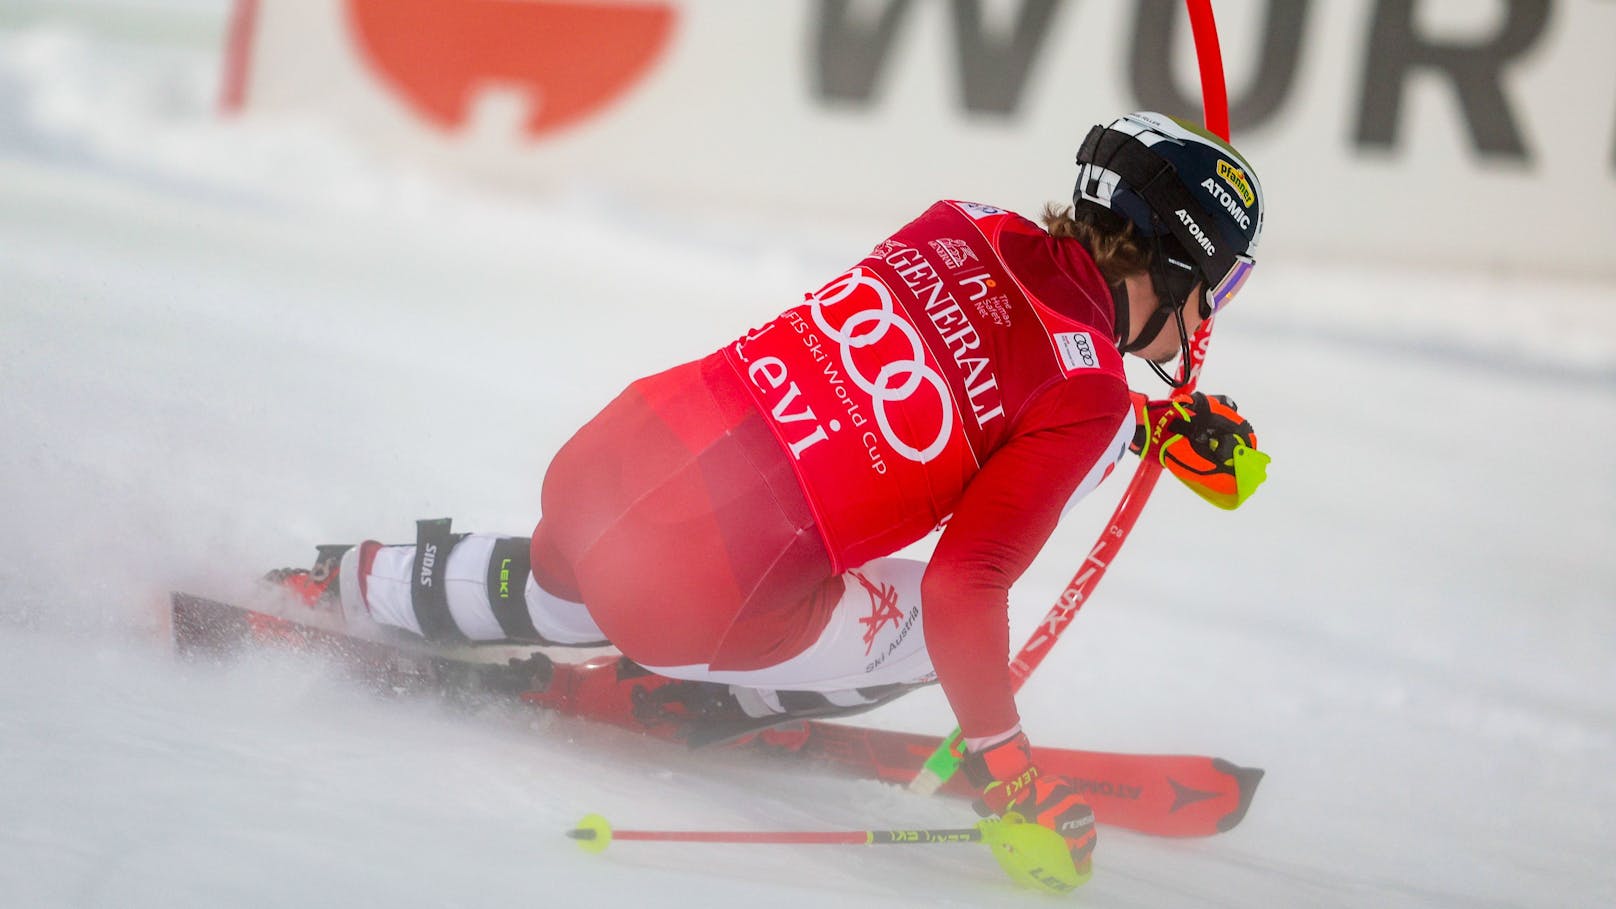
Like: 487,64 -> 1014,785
2,9 -> 1613,908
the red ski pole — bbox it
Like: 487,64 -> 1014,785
908,0 -> 1231,796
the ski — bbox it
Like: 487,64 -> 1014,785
795,721 -> 1258,838
170,591 -> 1260,838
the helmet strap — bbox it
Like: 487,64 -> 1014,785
1123,296 -> 1174,355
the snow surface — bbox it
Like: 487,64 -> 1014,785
2,6 -> 1615,907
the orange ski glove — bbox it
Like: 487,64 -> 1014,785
1132,391 -> 1271,509
963,732 -> 1097,874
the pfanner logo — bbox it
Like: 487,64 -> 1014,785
1217,160 -> 1256,207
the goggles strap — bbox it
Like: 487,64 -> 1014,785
1109,279 -> 1133,350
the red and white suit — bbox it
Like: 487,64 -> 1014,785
527,201 -> 1135,741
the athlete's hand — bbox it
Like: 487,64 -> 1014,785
1131,391 -> 1270,509
964,732 -> 1097,874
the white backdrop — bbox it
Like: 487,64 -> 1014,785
234,0 -> 1616,278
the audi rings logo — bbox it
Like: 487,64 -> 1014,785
809,267 -> 952,463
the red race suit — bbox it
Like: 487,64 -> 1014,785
531,201 -> 1134,738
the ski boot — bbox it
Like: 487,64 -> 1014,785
262,543 -> 360,610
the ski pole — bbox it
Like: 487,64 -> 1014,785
567,813 -> 984,850
907,0 -> 1232,797
566,814 -> 1091,894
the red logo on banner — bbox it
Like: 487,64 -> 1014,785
345,0 -> 676,137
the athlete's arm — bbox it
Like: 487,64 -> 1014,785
921,374 -> 1133,743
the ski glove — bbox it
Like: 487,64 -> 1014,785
964,732 -> 1097,875
1131,391 -> 1271,510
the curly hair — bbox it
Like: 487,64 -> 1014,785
1042,203 -> 1155,286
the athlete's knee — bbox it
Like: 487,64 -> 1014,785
530,518 -> 582,603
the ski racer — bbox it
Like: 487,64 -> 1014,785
278,111 -> 1271,881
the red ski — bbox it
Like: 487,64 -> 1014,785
796,722 -> 1259,838
170,592 -> 1260,839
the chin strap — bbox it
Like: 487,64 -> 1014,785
1111,276 -> 1177,358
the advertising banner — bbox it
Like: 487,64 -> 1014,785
227,0 -> 1616,278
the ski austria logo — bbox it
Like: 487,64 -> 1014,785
1216,160 -> 1256,207
345,0 -> 676,138
850,570 -> 904,656
809,268 -> 953,463
1054,332 -> 1100,371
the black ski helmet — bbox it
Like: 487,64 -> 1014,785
1073,112 -> 1265,383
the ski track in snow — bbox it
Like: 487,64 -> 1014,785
2,9 -> 1614,908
